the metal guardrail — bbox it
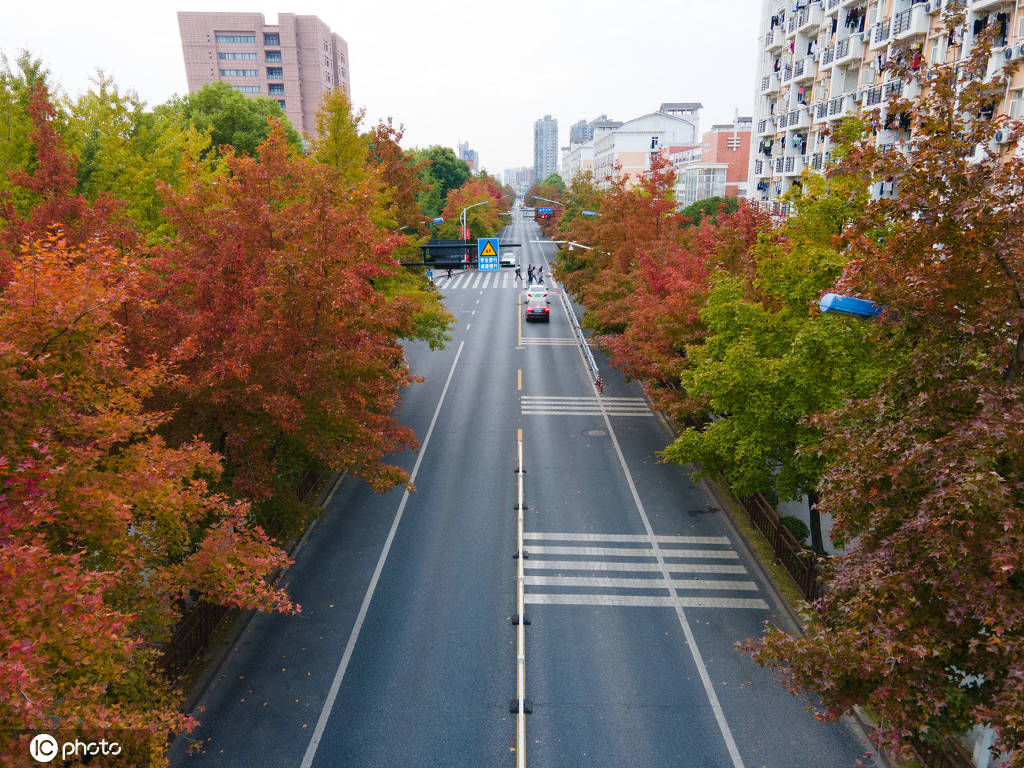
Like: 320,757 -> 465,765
910,737 -> 975,768
560,290 -> 603,392
739,493 -> 823,602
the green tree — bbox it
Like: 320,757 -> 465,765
417,145 -> 470,203
176,81 -> 301,157
64,73 -> 212,236
679,195 -> 739,226
662,167 -> 883,553
310,89 -> 368,184
0,52 -> 56,202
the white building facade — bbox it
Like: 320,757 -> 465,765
592,104 -> 702,188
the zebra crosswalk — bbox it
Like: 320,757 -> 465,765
434,271 -> 555,291
520,395 -> 651,417
522,532 -> 769,610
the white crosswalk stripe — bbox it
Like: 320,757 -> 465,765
520,395 -> 651,417
521,338 -> 578,346
522,531 -> 769,610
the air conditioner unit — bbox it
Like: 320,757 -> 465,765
993,128 -> 1009,144
1003,45 -> 1018,62
851,90 -> 864,103
926,0 -> 941,13
1018,42 -> 1024,59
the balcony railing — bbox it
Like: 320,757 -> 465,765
837,37 -> 850,58
821,44 -> 835,65
866,85 -> 883,106
783,64 -> 794,81
884,79 -> 903,99
775,157 -> 785,173
892,8 -> 911,35
873,20 -> 891,44
828,96 -> 844,115
828,0 -> 841,9
761,75 -> 771,91
815,101 -> 829,119
811,153 -> 824,169
794,59 -> 805,78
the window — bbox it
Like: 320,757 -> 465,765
233,85 -> 261,93
265,50 -> 282,62
1010,88 -> 1024,118
264,33 -> 280,46
218,52 -> 257,60
266,67 -> 283,79
268,83 -> 284,96
277,100 -> 286,109
929,35 -> 947,64
216,34 -> 257,43
220,69 -> 258,77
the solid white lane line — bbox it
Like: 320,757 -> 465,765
524,594 -> 770,609
602,406 -> 748,767
524,533 -> 731,544
299,341 -> 465,768
555,296 -> 748,768
525,560 -> 748,574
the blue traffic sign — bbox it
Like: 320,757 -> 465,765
477,238 -> 500,271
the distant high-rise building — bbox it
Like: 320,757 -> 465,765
457,141 -> 479,173
177,11 -> 350,140
568,114 -> 614,145
533,115 -> 559,183
569,119 -> 592,144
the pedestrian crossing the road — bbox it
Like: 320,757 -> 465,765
520,395 -> 651,417
521,532 -> 769,610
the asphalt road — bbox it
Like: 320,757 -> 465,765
168,212 -> 878,768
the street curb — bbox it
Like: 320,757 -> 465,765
177,471 -> 344,717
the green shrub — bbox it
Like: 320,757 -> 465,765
779,515 -> 809,545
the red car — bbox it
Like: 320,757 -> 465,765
525,298 -> 550,322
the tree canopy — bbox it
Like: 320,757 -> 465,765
176,80 -> 302,157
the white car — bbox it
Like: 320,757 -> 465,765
523,284 -> 549,304
501,253 -> 516,267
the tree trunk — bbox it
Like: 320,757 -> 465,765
807,490 -> 825,555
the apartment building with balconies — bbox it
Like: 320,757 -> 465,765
747,0 -> 1024,211
178,11 -> 350,141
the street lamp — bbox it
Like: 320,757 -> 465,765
528,195 -> 600,217
531,239 -> 594,252
398,216 -> 444,232
459,200 -> 490,239
818,292 -> 882,318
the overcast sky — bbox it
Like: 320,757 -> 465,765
2,0 -> 762,175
